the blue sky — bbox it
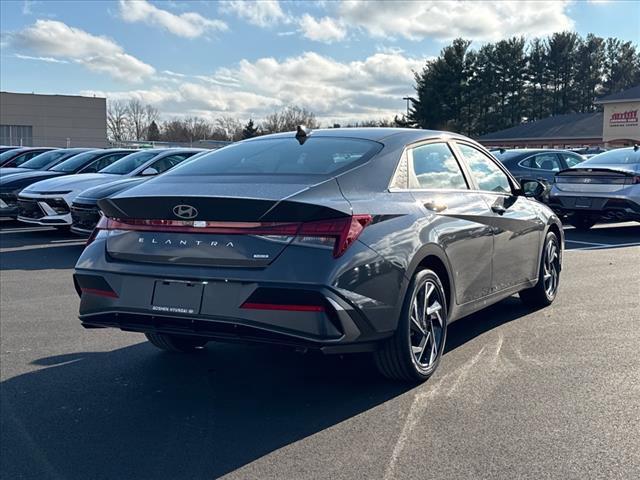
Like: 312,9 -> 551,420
1,0 -> 638,125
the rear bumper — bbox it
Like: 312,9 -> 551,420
548,195 -> 640,221
75,270 -> 389,352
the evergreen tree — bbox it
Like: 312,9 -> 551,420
242,119 -> 259,139
147,120 -> 160,141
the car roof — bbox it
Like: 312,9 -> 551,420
243,127 -> 470,144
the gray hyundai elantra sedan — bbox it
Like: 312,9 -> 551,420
73,128 -> 563,382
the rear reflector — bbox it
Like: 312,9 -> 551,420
93,214 -> 372,258
240,302 -> 325,312
80,287 -> 119,299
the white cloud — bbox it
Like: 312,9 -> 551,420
219,0 -> 287,27
14,53 -> 68,64
9,19 -> 155,82
119,0 -> 227,38
336,0 -> 574,41
81,51 -> 425,125
299,15 -> 346,43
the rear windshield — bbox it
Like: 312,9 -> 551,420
168,137 -> 383,176
50,150 -> 103,172
19,150 -> 69,169
580,149 -> 640,166
99,150 -> 160,174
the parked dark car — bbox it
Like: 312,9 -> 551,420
549,146 -> 640,230
74,128 -> 563,383
18,148 -> 204,229
0,147 -> 57,168
0,149 -> 134,218
493,148 -> 586,185
0,146 -> 21,155
70,149 -> 213,235
0,148 -> 92,178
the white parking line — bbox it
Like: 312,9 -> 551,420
565,239 -> 609,247
566,242 -> 640,251
0,227 -> 52,234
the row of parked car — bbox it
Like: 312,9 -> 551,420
492,146 -> 640,229
2,142 -> 638,235
0,146 -> 212,233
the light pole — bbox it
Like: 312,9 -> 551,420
402,97 -> 413,117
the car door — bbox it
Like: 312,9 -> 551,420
454,142 -> 544,291
401,141 -> 494,304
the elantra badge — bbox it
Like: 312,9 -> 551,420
173,204 -> 198,219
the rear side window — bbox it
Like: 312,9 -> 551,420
457,143 -> 511,193
560,153 -> 584,168
169,138 -> 382,176
80,152 -> 131,173
408,143 -> 468,190
521,153 -> 562,171
148,153 -> 196,174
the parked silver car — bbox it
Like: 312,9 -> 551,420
549,146 -> 640,230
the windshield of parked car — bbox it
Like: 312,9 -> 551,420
50,150 -> 103,172
18,150 -> 68,169
580,149 -> 640,166
168,137 -> 382,176
0,149 -> 24,162
99,150 -> 160,175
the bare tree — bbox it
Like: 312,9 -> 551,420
106,100 -> 130,142
261,106 -> 320,133
214,116 -> 243,141
126,99 -> 147,141
144,104 -> 160,135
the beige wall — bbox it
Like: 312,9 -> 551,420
0,92 -> 107,147
602,101 -> 640,145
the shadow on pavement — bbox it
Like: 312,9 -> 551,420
1,295 -> 531,480
564,222 -> 640,250
0,244 -> 85,270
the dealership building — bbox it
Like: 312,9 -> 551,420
479,85 -> 640,149
0,91 -> 107,148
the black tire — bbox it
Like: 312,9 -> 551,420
569,215 -> 596,231
374,269 -> 448,382
519,231 -> 560,308
145,332 -> 208,352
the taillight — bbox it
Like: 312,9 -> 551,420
296,215 -> 372,257
85,215 -> 108,246
94,214 -> 372,258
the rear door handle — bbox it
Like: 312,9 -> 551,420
491,204 -> 506,215
424,200 -> 447,212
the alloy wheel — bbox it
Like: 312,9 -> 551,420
543,239 -> 559,298
409,280 -> 445,370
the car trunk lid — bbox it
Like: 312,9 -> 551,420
98,177 -> 355,267
554,168 -> 638,193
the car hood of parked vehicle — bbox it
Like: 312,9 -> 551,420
0,170 -> 67,190
21,173 -> 122,196
0,167 -> 34,177
73,177 -> 149,206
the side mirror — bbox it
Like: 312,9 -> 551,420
140,167 -> 158,176
520,179 -> 545,198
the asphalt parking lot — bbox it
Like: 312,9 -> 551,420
1,220 -> 639,480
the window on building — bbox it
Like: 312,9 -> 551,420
0,125 -> 33,146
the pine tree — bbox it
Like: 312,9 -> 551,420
147,120 -> 160,141
242,119 -> 259,139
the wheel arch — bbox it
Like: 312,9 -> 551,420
406,244 -> 455,316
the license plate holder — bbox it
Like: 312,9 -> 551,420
151,280 -> 204,315
575,197 -> 592,208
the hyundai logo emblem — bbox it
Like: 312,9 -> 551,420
173,204 -> 198,219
